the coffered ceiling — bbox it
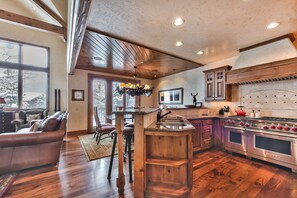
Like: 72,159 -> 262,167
87,0 -> 297,65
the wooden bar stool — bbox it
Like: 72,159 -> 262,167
107,126 -> 134,183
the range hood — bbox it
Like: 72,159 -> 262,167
227,35 -> 297,85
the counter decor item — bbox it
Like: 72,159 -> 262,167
255,110 -> 261,118
116,82 -> 153,96
250,110 -> 255,118
191,93 -> 198,105
235,106 -> 246,116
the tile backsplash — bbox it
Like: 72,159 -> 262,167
203,79 -> 297,119
238,79 -> 297,118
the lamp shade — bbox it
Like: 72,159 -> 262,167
0,98 -> 6,104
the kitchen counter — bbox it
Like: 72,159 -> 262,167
112,107 -> 159,115
145,118 -> 195,132
144,116 -> 194,196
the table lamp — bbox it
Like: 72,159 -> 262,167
0,97 -> 6,112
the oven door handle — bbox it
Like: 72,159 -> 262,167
224,126 -> 245,131
246,129 -> 297,139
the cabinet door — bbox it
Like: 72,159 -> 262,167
201,124 -> 213,149
205,72 -> 215,101
214,69 -> 225,100
189,120 -> 202,148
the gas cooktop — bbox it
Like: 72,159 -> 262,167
227,116 -> 297,122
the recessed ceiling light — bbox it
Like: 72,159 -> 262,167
174,18 -> 185,26
176,41 -> 183,46
267,22 -> 280,29
197,51 -> 204,55
32,6 -> 36,11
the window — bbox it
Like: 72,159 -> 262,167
0,38 -> 49,109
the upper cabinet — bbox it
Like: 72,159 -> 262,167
203,66 -> 232,101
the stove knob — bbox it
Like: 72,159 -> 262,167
277,125 -> 283,130
270,125 -> 276,129
245,123 -> 249,127
284,126 -> 290,131
240,122 -> 244,126
292,127 -> 297,132
263,125 -> 269,130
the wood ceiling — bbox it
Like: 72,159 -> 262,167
76,29 -> 202,79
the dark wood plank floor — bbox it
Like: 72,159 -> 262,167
5,135 -> 297,198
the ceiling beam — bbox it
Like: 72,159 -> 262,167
67,0 -> 93,74
0,9 -> 64,36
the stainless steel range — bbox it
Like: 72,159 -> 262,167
224,116 -> 297,172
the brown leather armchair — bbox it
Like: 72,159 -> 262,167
11,109 -> 48,131
0,111 -> 68,174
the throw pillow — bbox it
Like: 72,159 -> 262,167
41,117 -> 59,131
26,113 -> 42,123
29,122 -> 42,132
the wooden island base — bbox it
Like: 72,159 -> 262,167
144,131 -> 193,197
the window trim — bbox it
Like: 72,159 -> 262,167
0,37 -> 50,111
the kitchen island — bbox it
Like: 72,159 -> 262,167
112,108 -> 194,198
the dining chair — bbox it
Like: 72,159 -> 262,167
93,106 -> 116,145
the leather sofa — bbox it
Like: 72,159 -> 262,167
11,109 -> 49,131
0,111 -> 68,174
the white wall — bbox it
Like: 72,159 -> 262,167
153,39 -> 297,118
68,69 -> 153,132
0,22 -> 68,114
152,56 -> 238,110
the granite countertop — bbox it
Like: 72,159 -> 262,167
145,117 -> 195,132
112,108 -> 159,115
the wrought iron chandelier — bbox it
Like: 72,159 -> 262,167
116,66 -> 153,96
116,82 -> 153,97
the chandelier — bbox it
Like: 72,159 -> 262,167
116,82 -> 153,96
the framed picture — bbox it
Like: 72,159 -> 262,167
158,88 -> 183,104
72,89 -> 84,101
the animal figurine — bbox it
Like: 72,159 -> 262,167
191,93 -> 198,105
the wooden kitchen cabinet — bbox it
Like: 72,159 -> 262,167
204,66 -> 232,101
189,119 -> 213,152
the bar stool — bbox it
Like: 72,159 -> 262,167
107,126 -> 134,183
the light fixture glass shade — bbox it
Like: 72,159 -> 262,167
116,83 -> 153,97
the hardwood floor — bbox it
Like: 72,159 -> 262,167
6,134 -> 297,198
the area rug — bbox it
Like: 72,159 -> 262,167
80,133 -> 135,162
0,173 -> 17,198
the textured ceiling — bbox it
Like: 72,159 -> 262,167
87,0 -> 297,65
